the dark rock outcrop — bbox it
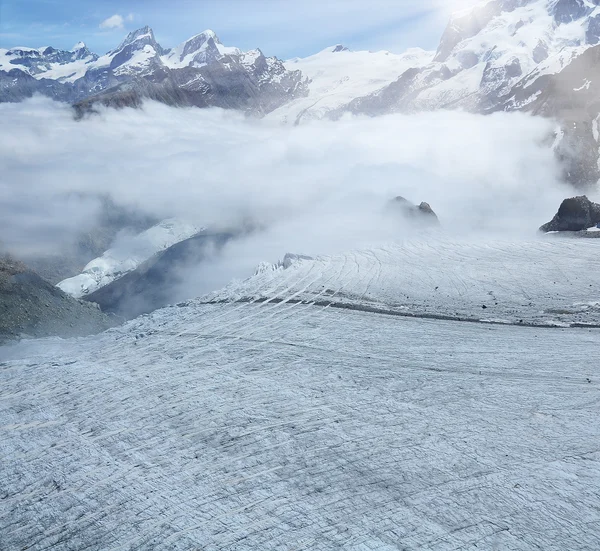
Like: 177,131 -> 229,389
0,256 -> 117,343
540,195 -> 600,232
387,196 -> 440,227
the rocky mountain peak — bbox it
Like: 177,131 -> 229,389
180,30 -> 220,58
113,26 -> 163,55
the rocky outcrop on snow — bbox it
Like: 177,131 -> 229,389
386,196 -> 440,227
540,195 -> 600,232
0,255 -> 116,343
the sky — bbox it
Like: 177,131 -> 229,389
0,0 -> 479,58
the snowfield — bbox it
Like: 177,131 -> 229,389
210,236 -> 600,328
57,219 -> 201,298
269,46 -> 433,124
1,237 -> 600,549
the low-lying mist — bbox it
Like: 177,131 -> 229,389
0,96 -> 576,304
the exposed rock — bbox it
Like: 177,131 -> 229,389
280,253 -> 314,269
553,0 -> 589,24
0,255 -> 117,343
387,196 -> 440,227
540,195 -> 600,232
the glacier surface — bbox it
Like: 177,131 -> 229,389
2,237 -> 600,549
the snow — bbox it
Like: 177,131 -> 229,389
573,78 -> 592,91
522,45 -> 589,88
2,238 -> 600,547
57,219 -> 202,298
268,47 -> 434,124
113,45 -> 157,76
37,58 -> 95,83
0,47 -> 96,83
413,62 -> 486,110
209,236 -> 600,328
240,49 -> 262,67
162,30 -> 241,69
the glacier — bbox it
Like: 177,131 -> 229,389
2,236 -> 600,549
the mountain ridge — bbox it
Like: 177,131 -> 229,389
4,0 -> 600,186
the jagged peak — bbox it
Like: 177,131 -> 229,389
179,30 -> 221,55
116,26 -> 157,50
72,41 -> 87,51
192,29 -> 219,42
331,44 -> 350,53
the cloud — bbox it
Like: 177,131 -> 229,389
99,14 -> 125,31
0,97 -> 576,297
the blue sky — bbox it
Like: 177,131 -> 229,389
0,0 -> 476,57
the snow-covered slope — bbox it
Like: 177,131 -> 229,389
0,43 -> 98,83
2,256 -> 599,548
57,219 -> 201,298
0,27 -> 307,114
268,46 -> 433,124
210,236 -> 600,328
162,30 -> 240,68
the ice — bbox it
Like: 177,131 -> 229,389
1,292 -> 599,548
210,236 -> 600,328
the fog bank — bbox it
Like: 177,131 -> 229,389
0,97 -> 575,299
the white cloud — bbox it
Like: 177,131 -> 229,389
0,97 -> 573,278
99,14 -> 125,31
126,13 -> 135,23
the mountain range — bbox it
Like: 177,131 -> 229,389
3,0 -> 600,186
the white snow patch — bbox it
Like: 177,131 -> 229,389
57,219 -> 202,298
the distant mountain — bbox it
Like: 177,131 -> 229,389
4,1 -> 600,186
323,0 -> 600,187
267,45 -> 434,124
0,26 -> 308,114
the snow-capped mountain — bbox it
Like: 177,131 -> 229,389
162,30 -> 241,68
5,1 -> 600,184
322,0 -> 600,186
0,42 -> 98,82
57,219 -> 202,298
0,26 -> 307,114
335,0 -> 600,116
267,45 -> 434,124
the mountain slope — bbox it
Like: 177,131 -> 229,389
268,45 -> 433,124
57,219 -> 202,298
0,27 -> 307,115
0,256 -> 116,343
